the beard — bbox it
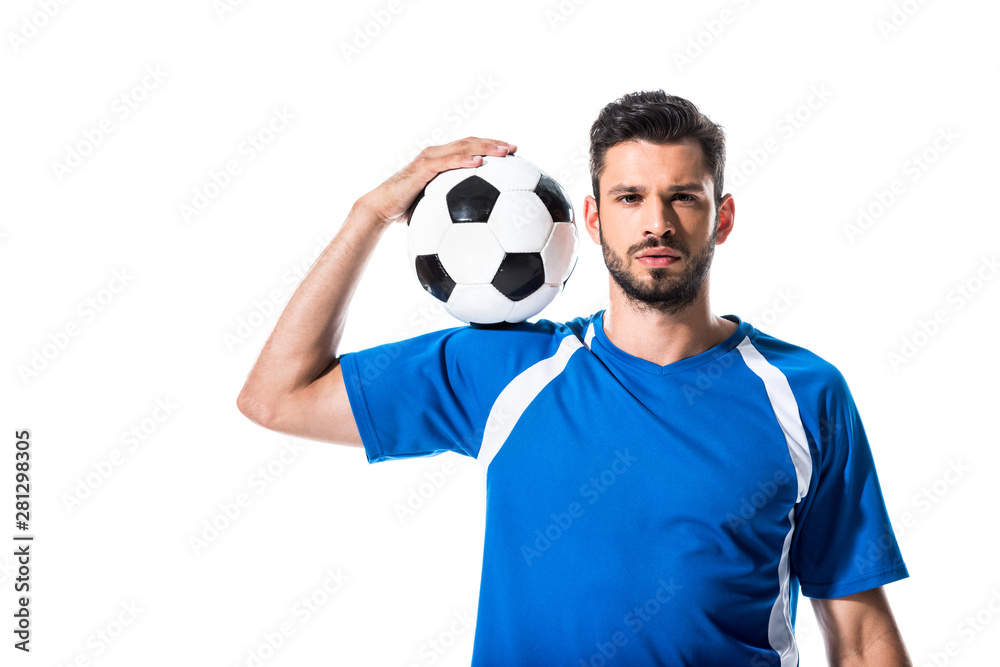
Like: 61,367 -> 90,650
600,216 -> 718,316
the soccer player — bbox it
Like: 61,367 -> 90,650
237,90 -> 912,665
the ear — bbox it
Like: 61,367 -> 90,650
583,194 -> 601,245
714,194 -> 735,245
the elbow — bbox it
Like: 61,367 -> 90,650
237,387 -> 279,429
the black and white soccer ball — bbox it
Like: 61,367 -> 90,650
406,154 -> 579,325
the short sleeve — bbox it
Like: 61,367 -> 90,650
790,371 -> 909,599
339,326 -> 491,464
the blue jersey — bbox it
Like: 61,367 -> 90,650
340,311 -> 908,666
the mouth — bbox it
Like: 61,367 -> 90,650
635,248 -> 681,267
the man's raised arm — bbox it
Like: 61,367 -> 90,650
236,138 -> 516,446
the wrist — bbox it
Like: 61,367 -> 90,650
348,197 -> 393,234
353,195 -> 395,226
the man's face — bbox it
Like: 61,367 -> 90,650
583,138 -> 734,314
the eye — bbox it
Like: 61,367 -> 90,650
674,194 -> 695,202
617,194 -> 640,204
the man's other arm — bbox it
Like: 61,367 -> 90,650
236,198 -> 383,447
811,586 -> 913,666
236,138 -> 516,446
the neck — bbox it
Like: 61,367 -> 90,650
601,277 -> 738,367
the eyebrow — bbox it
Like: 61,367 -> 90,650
606,183 -> 705,196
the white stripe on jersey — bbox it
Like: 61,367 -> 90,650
583,321 -> 596,349
737,336 -> 815,667
477,333 -> 584,487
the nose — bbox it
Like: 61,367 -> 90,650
642,197 -> 676,239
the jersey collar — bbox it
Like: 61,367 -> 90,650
589,309 -> 751,376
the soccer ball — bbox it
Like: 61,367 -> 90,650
406,153 -> 579,325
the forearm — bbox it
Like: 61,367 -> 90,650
239,198 -> 387,407
827,630 -> 913,666
237,138 -> 514,430
813,589 -> 913,667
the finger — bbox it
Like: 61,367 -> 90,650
419,137 -> 516,160
387,154 -> 473,207
411,152 -> 486,182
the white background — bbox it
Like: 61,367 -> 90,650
2,0 -> 998,665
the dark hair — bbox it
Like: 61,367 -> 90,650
589,90 -> 726,210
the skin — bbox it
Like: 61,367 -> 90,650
811,587 -> 914,666
582,138 -> 737,366
585,137 -> 912,665
236,138 -> 515,446
237,134 -> 912,665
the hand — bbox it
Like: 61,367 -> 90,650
359,137 -> 517,225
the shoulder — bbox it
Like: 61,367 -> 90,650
741,327 -> 869,463
410,312 -> 598,416
445,311 -> 597,363
742,326 -> 853,406
385,311 -> 598,382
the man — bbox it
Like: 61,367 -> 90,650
237,90 -> 911,665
